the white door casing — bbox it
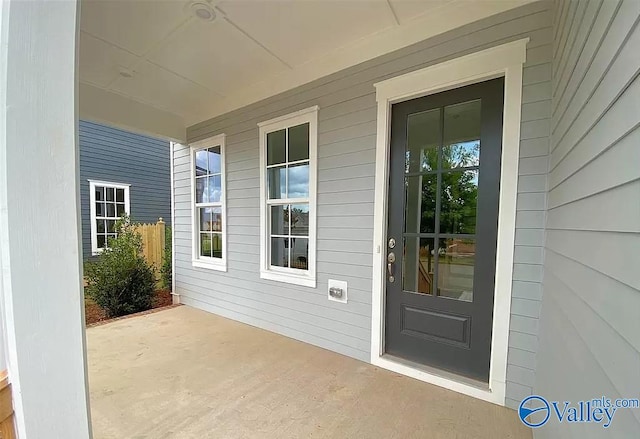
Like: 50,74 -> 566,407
371,39 -> 528,405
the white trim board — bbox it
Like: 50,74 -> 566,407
169,142 -> 179,303
371,39 -> 528,406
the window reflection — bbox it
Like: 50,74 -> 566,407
443,100 -> 481,169
265,122 -> 311,272
194,144 -> 224,260
438,238 -> 475,302
405,108 -> 440,173
439,170 -> 478,234
401,98 -> 482,302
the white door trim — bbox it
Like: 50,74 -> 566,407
370,39 -> 528,406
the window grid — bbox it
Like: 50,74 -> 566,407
196,147 -> 222,259
266,124 -> 310,272
89,181 -> 129,254
259,106 -> 317,287
191,135 -> 226,270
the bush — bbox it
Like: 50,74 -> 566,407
85,216 -> 156,318
161,225 -> 172,291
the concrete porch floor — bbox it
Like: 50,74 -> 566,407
87,306 -> 531,439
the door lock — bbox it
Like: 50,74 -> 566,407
388,237 -> 396,249
387,251 -> 395,283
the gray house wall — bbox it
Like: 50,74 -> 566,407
79,120 -> 171,259
174,1 -> 553,407
534,0 -> 640,436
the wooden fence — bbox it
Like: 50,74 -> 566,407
133,218 -> 166,271
0,371 -> 15,439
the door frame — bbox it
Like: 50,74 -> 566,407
370,39 -> 529,405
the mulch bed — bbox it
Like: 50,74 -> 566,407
85,289 -> 174,326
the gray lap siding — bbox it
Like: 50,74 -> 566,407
175,1 -> 552,407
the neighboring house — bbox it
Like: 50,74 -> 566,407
2,1 -> 640,438
79,120 -> 171,258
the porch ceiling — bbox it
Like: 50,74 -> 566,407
87,306 -> 531,438
78,0 -> 533,140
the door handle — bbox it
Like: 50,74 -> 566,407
387,251 -> 396,282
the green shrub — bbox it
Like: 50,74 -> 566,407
85,216 -> 156,318
161,225 -> 172,291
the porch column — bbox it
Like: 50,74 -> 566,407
0,0 -> 91,438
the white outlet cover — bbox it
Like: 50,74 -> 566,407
328,279 -> 348,303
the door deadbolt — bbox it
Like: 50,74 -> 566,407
388,238 -> 396,249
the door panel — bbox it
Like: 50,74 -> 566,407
385,78 -> 504,382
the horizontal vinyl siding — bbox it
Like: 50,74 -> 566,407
79,120 -> 171,259
177,1 -> 553,399
534,0 -> 640,437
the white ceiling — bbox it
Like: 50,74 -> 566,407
79,0 -> 532,137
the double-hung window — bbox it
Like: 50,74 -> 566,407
89,180 -> 130,255
259,106 -> 318,287
191,134 -> 227,271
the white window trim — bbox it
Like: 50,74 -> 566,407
259,106 -> 318,288
371,39 -> 528,406
88,180 -> 131,255
190,133 -> 227,272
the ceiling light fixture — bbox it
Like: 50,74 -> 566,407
188,1 -> 216,22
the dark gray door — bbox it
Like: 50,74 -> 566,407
384,78 -> 504,382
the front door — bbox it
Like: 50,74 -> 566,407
384,78 -> 504,382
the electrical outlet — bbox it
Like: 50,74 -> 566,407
328,279 -> 347,303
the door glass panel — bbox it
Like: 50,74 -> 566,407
443,100 -> 481,169
403,237 -> 435,295
401,99 -> 483,302
437,238 -> 475,302
405,108 -> 440,173
405,175 -> 437,234
439,169 -> 478,234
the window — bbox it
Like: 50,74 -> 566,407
191,134 -> 226,271
89,180 -> 130,255
259,106 -> 318,287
